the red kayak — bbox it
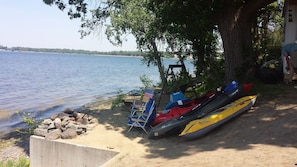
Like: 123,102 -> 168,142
152,91 -> 216,126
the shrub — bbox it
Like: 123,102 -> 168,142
0,156 -> 30,167
111,90 -> 125,109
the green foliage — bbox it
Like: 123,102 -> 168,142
139,75 -> 153,88
138,74 -> 156,99
253,2 -> 284,67
44,0 -> 283,85
196,55 -> 225,87
165,71 -> 190,92
15,111 -> 38,135
0,156 -> 30,167
247,77 -> 288,98
150,0 -> 222,83
111,90 -> 125,109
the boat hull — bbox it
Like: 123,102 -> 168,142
179,96 -> 257,140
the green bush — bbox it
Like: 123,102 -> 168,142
15,111 -> 38,135
0,156 -> 30,167
111,90 -> 125,109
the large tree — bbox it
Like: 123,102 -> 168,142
152,0 -> 277,83
44,0 -> 278,83
214,0 -> 276,82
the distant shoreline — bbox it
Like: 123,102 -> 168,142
0,49 -> 144,59
0,47 -> 146,57
0,46 -> 193,60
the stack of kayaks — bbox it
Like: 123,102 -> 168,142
179,95 -> 257,140
152,91 -> 216,126
148,81 -> 254,139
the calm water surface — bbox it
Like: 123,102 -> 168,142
0,51 -> 193,132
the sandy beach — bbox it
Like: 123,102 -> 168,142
0,85 -> 297,167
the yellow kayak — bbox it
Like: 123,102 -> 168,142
179,95 -> 257,140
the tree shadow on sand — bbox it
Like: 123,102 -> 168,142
88,84 -> 297,161
0,131 -> 30,156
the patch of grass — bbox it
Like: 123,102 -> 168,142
0,138 -> 19,151
189,78 -> 293,101
0,156 -> 30,167
117,153 -> 129,162
111,90 -> 125,109
248,79 -> 292,99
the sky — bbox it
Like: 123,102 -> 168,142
0,0 -> 137,52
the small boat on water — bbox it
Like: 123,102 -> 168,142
179,95 -> 257,140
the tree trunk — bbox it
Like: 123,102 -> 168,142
217,7 -> 253,83
215,0 -> 276,83
151,40 -> 166,84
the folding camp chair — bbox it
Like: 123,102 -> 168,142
127,98 -> 156,134
130,88 -> 154,116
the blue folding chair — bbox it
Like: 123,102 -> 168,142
130,88 -> 154,116
127,98 -> 156,134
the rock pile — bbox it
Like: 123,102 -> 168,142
34,108 -> 98,140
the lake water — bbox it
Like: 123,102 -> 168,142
0,51 -> 193,133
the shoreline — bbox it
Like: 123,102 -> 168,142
0,93 -> 122,135
0,90 -> 137,137
0,96 -> 119,162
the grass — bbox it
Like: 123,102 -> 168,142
0,157 -> 30,167
111,90 -> 125,109
185,78 -> 290,99
0,138 -> 19,151
249,79 -> 293,99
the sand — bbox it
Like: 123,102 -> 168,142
0,85 -> 297,167
64,90 -> 297,167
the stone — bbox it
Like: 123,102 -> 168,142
66,122 -> 77,130
75,113 -> 84,120
87,123 -> 97,130
42,119 -> 53,125
48,122 -> 56,130
77,124 -> 87,134
88,115 -> 94,120
61,128 -> 77,139
57,112 -> 69,119
89,118 -> 98,125
38,124 -> 49,129
76,128 -> 84,135
64,108 -> 74,114
60,126 -> 67,132
34,128 -> 48,137
45,129 -> 62,140
72,111 -> 78,118
61,117 -> 70,127
77,124 -> 87,129
54,118 -> 62,129
50,114 -> 58,120
34,111 -> 97,139
77,116 -> 88,125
